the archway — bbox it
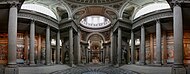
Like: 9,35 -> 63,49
87,34 -> 104,64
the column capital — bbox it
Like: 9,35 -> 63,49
9,1 -> 19,8
131,30 -> 134,34
172,0 -> 182,7
156,19 -> 160,22
141,25 -> 144,28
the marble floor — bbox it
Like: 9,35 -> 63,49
50,64 -> 139,74
0,64 -> 174,74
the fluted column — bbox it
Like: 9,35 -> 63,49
106,45 -> 109,59
46,26 -> 51,65
69,28 -> 74,66
56,30 -> 60,64
77,31 -> 81,64
110,33 -> 114,64
140,26 -> 145,65
131,30 -> 135,64
86,47 -> 88,63
117,28 -> 122,66
156,20 -> 162,64
29,20 -> 35,65
8,4 -> 17,67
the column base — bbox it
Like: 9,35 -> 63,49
154,62 -> 162,66
71,64 -> 76,67
172,66 -> 186,74
5,67 -> 18,74
114,64 -> 120,67
7,64 -> 17,68
45,63 -> 51,65
37,60 -> 41,64
139,62 -> 145,66
29,64 -> 36,66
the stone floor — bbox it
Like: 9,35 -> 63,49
18,64 -> 70,74
120,65 -> 172,74
50,64 -> 139,74
1,64 -> 175,74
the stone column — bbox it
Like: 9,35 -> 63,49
172,3 -> 186,74
69,28 -> 74,66
8,4 -> 17,67
156,20 -> 162,65
173,4 -> 183,67
106,45 -> 109,61
110,33 -> 114,64
61,40 -> 64,64
77,31 -> 81,64
29,20 -> 35,65
140,26 -> 145,65
46,26 -> 51,65
131,30 -> 135,64
117,28 -> 122,66
56,30 -> 60,64
5,4 -> 19,74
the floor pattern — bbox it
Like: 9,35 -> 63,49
51,65 -> 139,74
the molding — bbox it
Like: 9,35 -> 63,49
18,9 -> 59,29
86,32 -> 106,42
132,9 -> 172,29
79,24 -> 112,32
113,19 -> 132,32
0,0 -> 24,9
59,19 -> 78,32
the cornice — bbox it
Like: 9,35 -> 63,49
18,9 -> 59,29
112,19 -> 132,33
132,9 -> 172,29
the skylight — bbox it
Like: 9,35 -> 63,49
80,15 -> 111,28
21,4 -> 57,19
134,3 -> 170,19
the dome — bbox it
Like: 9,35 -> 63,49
65,0 -> 124,5
80,15 -> 111,29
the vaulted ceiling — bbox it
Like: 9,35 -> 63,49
23,0 -> 169,21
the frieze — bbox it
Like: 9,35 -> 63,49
18,10 -> 59,29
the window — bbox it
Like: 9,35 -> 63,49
80,15 -> 111,28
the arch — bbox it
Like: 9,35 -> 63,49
134,3 -> 170,19
72,5 -> 119,22
21,4 -> 57,19
56,7 -> 69,20
60,0 -> 73,19
86,32 -> 106,43
118,0 -> 131,19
